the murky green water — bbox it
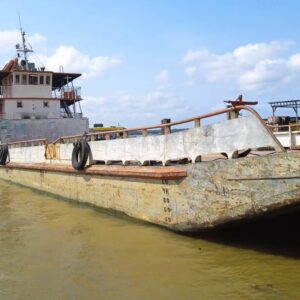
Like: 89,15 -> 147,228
0,180 -> 299,300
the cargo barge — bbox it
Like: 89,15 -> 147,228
0,29 -> 299,232
1,102 -> 300,232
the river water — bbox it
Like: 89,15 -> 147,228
0,180 -> 299,300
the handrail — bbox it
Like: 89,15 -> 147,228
52,107 -> 237,143
1,105 -> 284,152
52,105 -> 285,152
0,85 -> 12,97
0,113 -> 80,120
6,138 -> 48,147
52,86 -> 82,100
269,124 -> 300,130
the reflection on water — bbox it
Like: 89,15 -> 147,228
0,180 -> 299,300
200,212 -> 300,259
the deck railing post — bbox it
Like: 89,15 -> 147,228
194,118 -> 201,128
288,124 -> 293,149
226,105 -> 240,120
228,110 -> 239,119
161,118 -> 171,135
123,131 -> 128,139
163,126 -> 171,135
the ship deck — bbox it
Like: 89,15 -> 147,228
1,163 -> 187,180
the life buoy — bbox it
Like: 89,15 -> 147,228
71,138 -> 90,170
0,145 -> 9,165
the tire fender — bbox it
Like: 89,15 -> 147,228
0,145 -> 9,165
71,138 -> 90,170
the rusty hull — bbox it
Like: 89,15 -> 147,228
2,163 -> 187,180
173,151 -> 300,231
0,151 -> 299,232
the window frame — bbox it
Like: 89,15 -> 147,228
21,74 -> 28,85
28,74 -> 38,85
15,73 -> 20,85
39,75 -> 44,85
45,75 -> 51,85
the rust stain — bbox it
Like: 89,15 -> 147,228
0,163 -> 187,180
45,144 -> 60,160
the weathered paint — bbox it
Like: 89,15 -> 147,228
0,117 -> 88,143
274,130 -> 300,149
8,114 -> 282,166
3,163 -> 187,180
88,115 -> 283,164
9,145 -> 46,163
0,151 -> 299,232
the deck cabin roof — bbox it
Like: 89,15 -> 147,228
52,72 -> 81,89
0,58 -> 82,89
0,71 -> 10,82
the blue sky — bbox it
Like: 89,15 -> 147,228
1,0 -> 300,126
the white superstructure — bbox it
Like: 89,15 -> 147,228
0,28 -> 88,142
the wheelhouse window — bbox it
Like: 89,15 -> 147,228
15,74 -> 20,84
39,75 -> 44,85
29,74 -> 38,85
43,101 -> 49,108
17,101 -> 23,108
46,75 -> 51,85
22,74 -> 27,85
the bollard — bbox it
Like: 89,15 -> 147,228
161,118 -> 171,135
227,106 -> 239,120
194,118 -> 201,128
142,129 -> 148,137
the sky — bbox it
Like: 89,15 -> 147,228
1,0 -> 300,127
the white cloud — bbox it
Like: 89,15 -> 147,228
0,29 -> 47,53
28,33 -> 47,45
182,49 -> 209,64
155,69 -> 170,89
0,30 -> 24,52
182,41 -> 300,93
40,46 -> 121,78
0,29 -> 119,78
81,90 -> 188,127
288,53 -> 300,70
184,66 -> 197,77
239,59 -> 290,91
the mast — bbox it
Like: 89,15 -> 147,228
15,18 -> 33,70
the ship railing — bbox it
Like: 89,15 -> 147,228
60,112 -> 83,119
4,138 -> 48,148
0,86 -> 12,98
52,105 -> 283,152
269,123 -> 300,133
269,123 -> 300,149
52,86 -> 82,100
0,113 -> 57,120
0,112 -> 84,120
1,105 -> 285,162
0,113 -> 20,120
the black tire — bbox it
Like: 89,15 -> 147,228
0,145 -> 9,165
71,139 -> 90,170
237,148 -> 251,158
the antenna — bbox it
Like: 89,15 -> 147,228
16,15 -> 33,70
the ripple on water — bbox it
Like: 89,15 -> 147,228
0,179 -> 299,300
